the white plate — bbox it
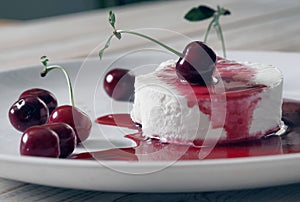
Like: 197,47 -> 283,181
1,51 -> 300,192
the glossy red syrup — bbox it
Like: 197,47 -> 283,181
70,99 -> 300,161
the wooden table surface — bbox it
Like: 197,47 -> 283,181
0,0 -> 300,201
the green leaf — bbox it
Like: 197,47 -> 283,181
40,56 -> 49,66
109,10 -> 116,28
184,6 -> 216,22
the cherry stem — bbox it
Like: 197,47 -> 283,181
203,6 -> 227,58
99,11 -> 183,59
203,20 -> 213,43
120,30 -> 182,57
99,30 -> 183,59
40,56 -> 75,107
215,23 -> 226,58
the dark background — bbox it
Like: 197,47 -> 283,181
0,0 -> 169,20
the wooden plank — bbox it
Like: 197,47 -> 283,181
0,179 -> 26,195
0,0 -> 299,69
0,182 -> 300,201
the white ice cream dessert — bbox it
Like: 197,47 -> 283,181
130,42 -> 283,145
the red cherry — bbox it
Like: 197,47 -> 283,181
19,88 -> 58,114
176,41 -> 216,85
9,96 -> 49,132
48,105 -> 92,143
20,126 -> 60,158
45,123 -> 77,158
104,68 -> 135,101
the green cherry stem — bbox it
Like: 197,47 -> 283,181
203,19 -> 213,43
215,6 -> 227,58
215,23 -> 226,58
99,11 -> 183,59
203,6 -> 228,58
99,30 -> 183,59
120,30 -> 182,57
40,56 -> 75,107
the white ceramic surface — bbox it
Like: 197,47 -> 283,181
0,51 -> 300,192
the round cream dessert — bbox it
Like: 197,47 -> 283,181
130,58 -> 283,145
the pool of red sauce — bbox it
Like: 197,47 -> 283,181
70,99 -> 300,161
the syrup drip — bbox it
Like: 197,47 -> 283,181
70,99 -> 300,161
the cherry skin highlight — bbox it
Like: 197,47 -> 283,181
104,68 -> 135,101
48,105 -> 92,143
20,126 -> 60,158
19,88 -> 58,114
45,123 -> 77,158
9,96 -> 49,132
176,41 -> 216,85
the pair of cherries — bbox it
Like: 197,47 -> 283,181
104,41 -> 216,101
9,88 -> 57,132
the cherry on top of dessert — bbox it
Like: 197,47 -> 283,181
176,41 -> 216,85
